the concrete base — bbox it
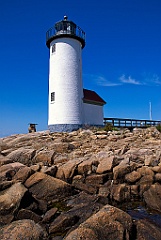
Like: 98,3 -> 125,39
48,124 -> 104,132
48,124 -> 82,132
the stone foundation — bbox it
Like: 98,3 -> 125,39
48,124 -> 82,132
48,124 -> 104,132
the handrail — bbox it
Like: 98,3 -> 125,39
46,24 -> 85,43
104,117 -> 161,129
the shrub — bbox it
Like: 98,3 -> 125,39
103,122 -> 118,132
156,124 -> 161,133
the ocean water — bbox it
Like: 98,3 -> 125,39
127,205 -> 161,228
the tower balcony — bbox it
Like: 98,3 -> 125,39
46,16 -> 86,49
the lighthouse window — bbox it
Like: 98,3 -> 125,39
51,92 -> 55,102
52,44 -> 56,53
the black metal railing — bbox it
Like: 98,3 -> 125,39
104,117 -> 161,129
46,24 -> 85,43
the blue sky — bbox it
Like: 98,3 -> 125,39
0,0 -> 161,137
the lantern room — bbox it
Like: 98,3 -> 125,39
46,16 -> 86,49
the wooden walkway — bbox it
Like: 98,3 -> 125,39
104,118 -> 161,129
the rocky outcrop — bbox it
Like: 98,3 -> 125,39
0,127 -> 161,239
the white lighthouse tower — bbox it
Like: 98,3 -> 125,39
46,16 -> 106,132
46,16 -> 86,132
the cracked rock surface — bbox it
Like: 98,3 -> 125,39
0,127 -> 161,239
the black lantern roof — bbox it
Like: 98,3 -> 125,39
46,16 -> 85,48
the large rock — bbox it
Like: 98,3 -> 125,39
96,154 -> 116,174
56,159 -> 83,182
137,167 -> 154,195
152,166 -> 161,173
0,182 -> 27,213
1,134 -> 34,147
72,175 -> 97,194
24,171 -> 45,187
138,174 -> 154,195
130,185 -> 139,198
16,209 -> 42,222
86,173 -> 109,186
137,166 -> 155,177
49,213 -> 79,235
42,207 -> 58,223
110,183 -> 131,202
125,170 -> 141,183
33,149 -> 55,165
113,159 -> 138,181
64,204 -> 133,240
0,182 -> 27,225
144,154 -> 159,166
98,180 -> 113,197
66,227 -> 98,239
13,166 -> 33,183
66,191 -> 103,209
49,193 -> 105,236
51,142 -> 69,153
42,165 -> 57,177
24,172 -> 73,201
0,162 -> 25,181
144,126 -> 161,138
0,154 -> 13,166
77,157 -> 99,176
143,183 -> 161,212
7,148 -> 36,165
155,173 -> 161,182
0,219 -> 47,239
136,219 -> 161,240
0,180 -> 13,191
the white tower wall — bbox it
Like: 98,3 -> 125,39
48,37 -> 83,131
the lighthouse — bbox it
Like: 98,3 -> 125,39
46,16 -> 106,132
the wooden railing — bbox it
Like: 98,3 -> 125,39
104,118 -> 161,129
